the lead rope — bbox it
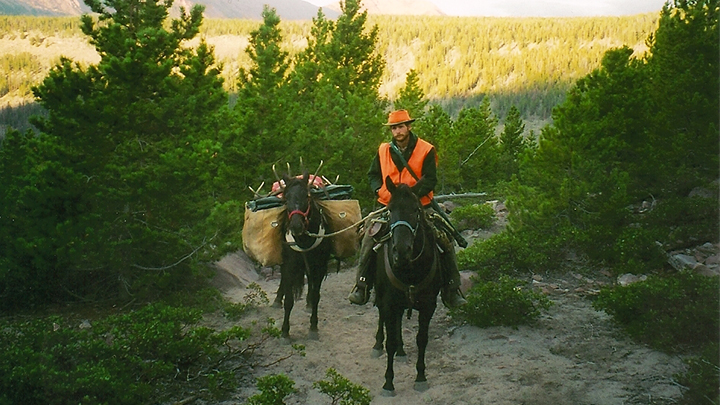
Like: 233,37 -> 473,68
306,206 -> 388,238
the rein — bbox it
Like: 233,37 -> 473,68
382,241 -> 438,305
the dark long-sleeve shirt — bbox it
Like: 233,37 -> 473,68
367,132 -> 438,203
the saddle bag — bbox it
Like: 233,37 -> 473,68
242,203 -> 285,267
317,199 -> 361,259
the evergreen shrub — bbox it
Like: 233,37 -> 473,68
246,374 -> 296,405
675,342 -> 720,405
592,271 -> 719,352
450,275 -> 552,328
458,230 -> 563,279
450,202 -> 495,231
0,303 -> 272,405
313,368 -> 372,405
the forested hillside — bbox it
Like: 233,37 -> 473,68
0,12 -> 657,133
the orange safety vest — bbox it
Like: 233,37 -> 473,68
376,139 -> 437,206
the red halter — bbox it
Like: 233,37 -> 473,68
288,204 -> 311,224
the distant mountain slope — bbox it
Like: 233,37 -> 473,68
325,0 -> 444,16
0,0 -> 89,16
0,0 -> 339,19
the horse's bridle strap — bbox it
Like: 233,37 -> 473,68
382,243 -> 438,304
286,223 -> 325,252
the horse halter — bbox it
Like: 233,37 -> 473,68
287,203 -> 311,226
388,210 -> 425,263
389,219 -> 418,237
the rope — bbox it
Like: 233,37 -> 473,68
306,206 -> 388,238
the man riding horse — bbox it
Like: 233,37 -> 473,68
348,109 -> 467,308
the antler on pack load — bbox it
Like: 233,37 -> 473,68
311,160 -> 324,184
248,181 -> 266,198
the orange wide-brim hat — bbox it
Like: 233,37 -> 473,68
384,109 -> 416,126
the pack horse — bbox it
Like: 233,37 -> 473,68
276,169 -> 332,342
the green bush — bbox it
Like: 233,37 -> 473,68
0,303 -> 275,405
450,203 -> 496,231
450,275 -> 553,328
644,194 -> 719,251
458,230 -> 563,279
612,226 -> 667,274
246,374 -> 296,405
313,368 -> 372,405
675,342 -> 720,405
592,271 -> 719,352
224,282 -> 270,320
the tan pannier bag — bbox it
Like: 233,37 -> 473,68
242,205 -> 285,267
318,199 -> 361,259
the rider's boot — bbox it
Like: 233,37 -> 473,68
348,225 -> 377,305
439,241 -> 467,309
348,248 -> 376,305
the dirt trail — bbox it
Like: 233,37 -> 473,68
212,251 -> 685,405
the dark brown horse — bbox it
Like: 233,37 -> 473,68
277,172 -> 332,342
373,176 -> 442,395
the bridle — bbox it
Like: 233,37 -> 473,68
287,202 -> 311,226
388,208 -> 425,263
284,192 -> 325,252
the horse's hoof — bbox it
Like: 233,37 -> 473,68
414,381 -> 430,392
395,353 -> 408,362
308,330 -> 319,340
271,302 -> 282,309
371,349 -> 383,358
281,336 -> 292,345
380,389 -> 396,397
304,305 -> 312,314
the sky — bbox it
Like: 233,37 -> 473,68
303,0 -> 671,17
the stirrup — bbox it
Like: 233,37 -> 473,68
348,284 -> 369,305
442,288 -> 467,309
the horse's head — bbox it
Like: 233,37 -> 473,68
283,172 -> 311,237
385,175 -> 425,269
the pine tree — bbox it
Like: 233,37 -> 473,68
283,0 -> 387,198
646,0 -> 719,194
223,6 -> 290,196
394,69 -> 428,122
452,98 -> 499,192
498,105 -> 526,183
421,104 -> 454,193
2,0 -> 230,308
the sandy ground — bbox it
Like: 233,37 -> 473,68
211,250 -> 686,405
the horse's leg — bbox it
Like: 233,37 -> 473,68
396,309 -> 407,358
272,283 -> 283,308
414,304 -> 436,391
281,279 -> 295,344
307,271 -> 322,340
372,313 -> 384,358
382,307 -> 400,396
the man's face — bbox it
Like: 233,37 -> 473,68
390,123 -> 411,146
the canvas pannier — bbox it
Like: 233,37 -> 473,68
242,203 -> 285,267
318,199 -> 361,259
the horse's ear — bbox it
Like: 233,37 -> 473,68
385,175 -> 396,194
302,171 -> 309,185
281,174 -> 290,190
